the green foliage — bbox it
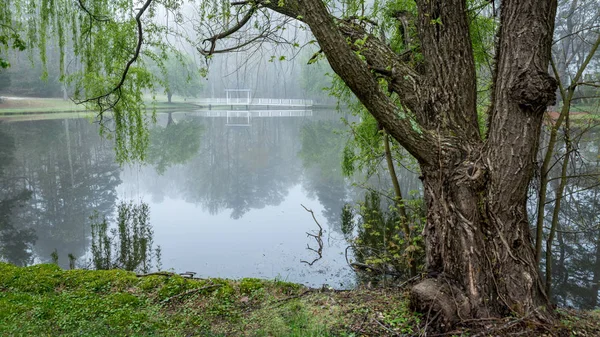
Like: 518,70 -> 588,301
0,4 -> 27,69
50,249 -> 59,265
382,300 -> 421,334
342,115 -> 386,177
344,190 -> 425,283
341,203 -> 354,238
90,201 -> 160,273
0,0 -> 189,163
239,278 -> 265,295
2,0 -> 500,165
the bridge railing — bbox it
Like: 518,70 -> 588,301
195,110 -> 313,118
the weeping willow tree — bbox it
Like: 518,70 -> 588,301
1,0 -> 189,162
2,0 -> 567,328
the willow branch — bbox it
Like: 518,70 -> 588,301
77,0 -> 110,22
74,0 -> 153,111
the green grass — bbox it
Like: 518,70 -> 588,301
0,111 -> 95,122
2,262 -> 599,336
0,263 -> 359,336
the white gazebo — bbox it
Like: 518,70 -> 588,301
225,89 -> 252,105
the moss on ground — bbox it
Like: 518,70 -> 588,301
1,262 -> 599,336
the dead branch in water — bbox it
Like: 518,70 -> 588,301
300,204 -> 324,266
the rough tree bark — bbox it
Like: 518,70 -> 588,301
211,0 -> 559,327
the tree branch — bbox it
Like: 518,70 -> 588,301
260,0 -> 437,165
199,7 -> 257,55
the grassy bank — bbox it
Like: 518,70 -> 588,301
1,263 -> 600,336
0,97 -> 199,115
0,262 -> 413,336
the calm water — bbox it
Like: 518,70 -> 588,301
2,110 -> 599,308
0,110 -> 414,288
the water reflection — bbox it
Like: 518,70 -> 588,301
545,126 -> 600,309
0,128 -> 36,266
122,111 -> 359,286
137,112 -> 306,219
0,119 -> 120,267
3,112 -> 597,305
0,111 -> 364,287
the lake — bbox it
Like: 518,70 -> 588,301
1,109 -> 599,309
0,109 -> 419,288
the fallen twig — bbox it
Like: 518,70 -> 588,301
136,272 -> 176,278
373,317 -> 401,336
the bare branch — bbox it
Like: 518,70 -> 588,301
553,25 -> 600,45
200,7 -> 257,55
576,81 -> 600,88
197,32 -> 266,55
300,204 -> 324,266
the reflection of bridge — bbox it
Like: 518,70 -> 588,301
198,110 -> 313,117
194,110 -> 313,126
194,98 -> 313,107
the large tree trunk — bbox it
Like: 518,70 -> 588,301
413,153 -> 550,325
412,0 -> 557,326
239,0 -> 558,327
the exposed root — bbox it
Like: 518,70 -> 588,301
409,278 -> 470,331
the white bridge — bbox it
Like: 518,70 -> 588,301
194,97 -> 313,107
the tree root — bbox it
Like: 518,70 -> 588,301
409,278 -> 471,331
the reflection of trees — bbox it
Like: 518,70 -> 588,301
546,128 -> 600,309
298,119 -> 421,234
0,128 -> 36,266
0,190 -> 37,266
0,119 -> 120,266
183,117 -> 303,219
147,112 -> 204,174
137,116 -> 305,219
299,121 -> 349,232
341,191 -> 425,285
551,184 -> 600,309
